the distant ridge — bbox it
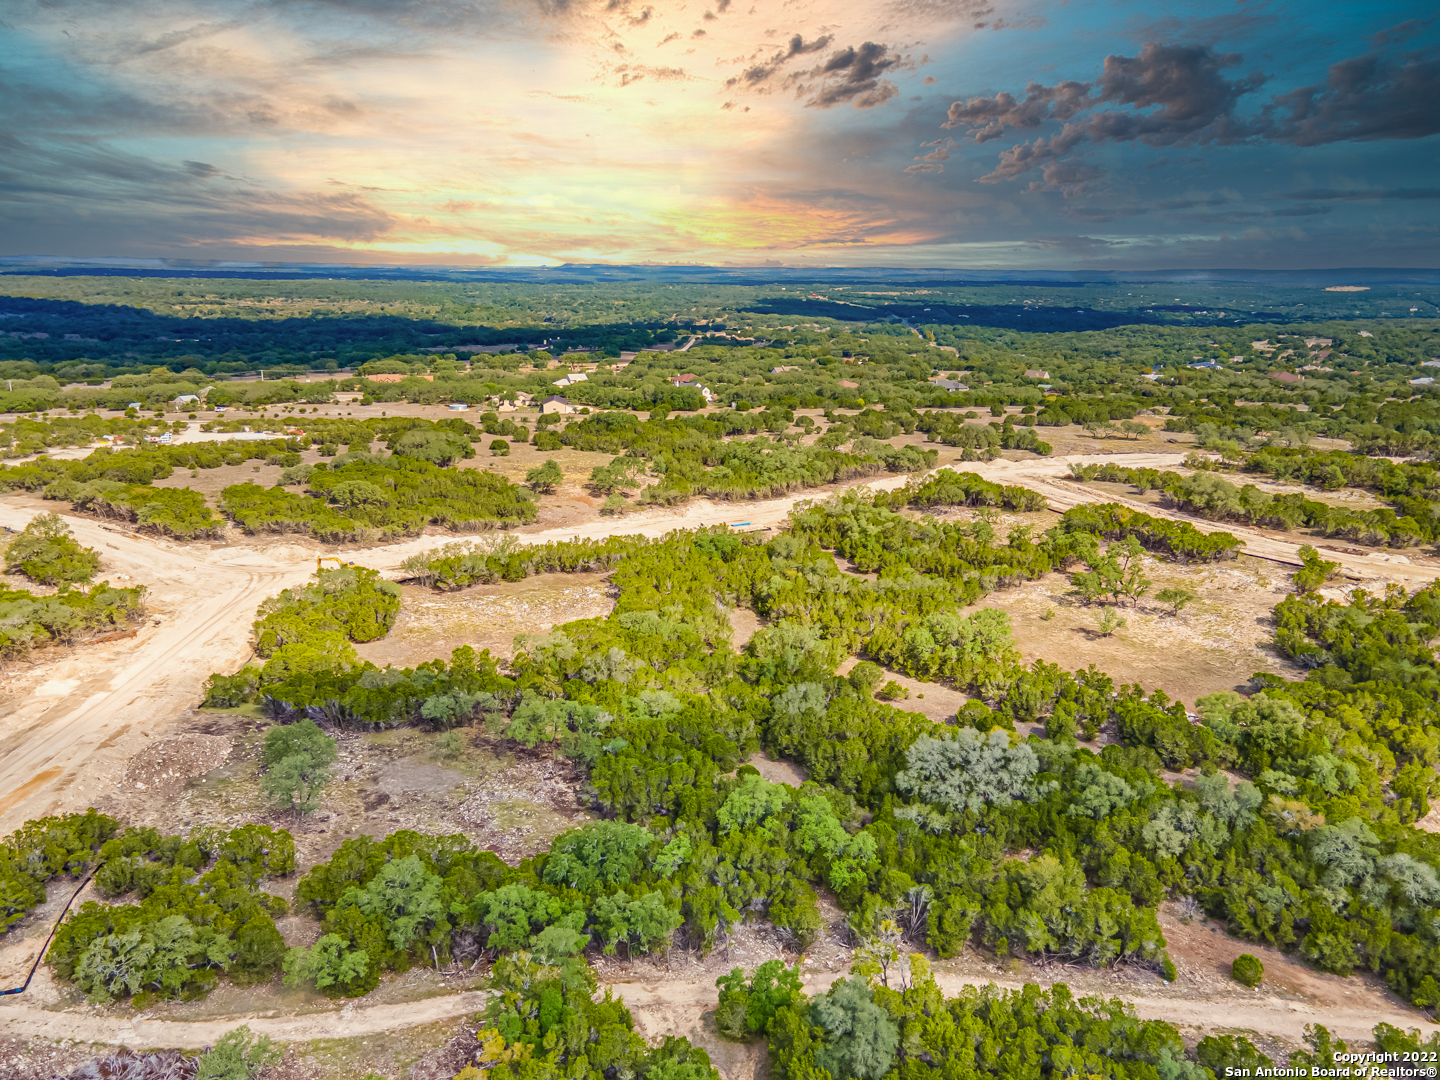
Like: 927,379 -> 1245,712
1,257 -> 1436,287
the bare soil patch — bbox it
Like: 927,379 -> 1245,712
355,573 -> 617,667
835,657 -> 968,723
972,555 -> 1303,708
122,734 -> 232,794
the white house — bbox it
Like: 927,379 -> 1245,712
553,373 -> 589,388
541,395 -> 575,415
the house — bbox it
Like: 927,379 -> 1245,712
1140,373 -> 1161,382
366,372 -> 434,383
172,394 -> 200,411
772,366 -> 800,374
1359,330 -> 1374,338
929,378 -> 969,392
448,403 -> 469,411
1187,360 -> 1222,371
1422,360 -> 1440,368
553,373 -> 588,388
698,385 -> 715,403
1304,337 -> 1333,348
669,373 -> 700,386
145,432 -> 173,445
541,395 -> 575,415
1023,369 -> 1049,379
127,402 -> 143,410
838,380 -> 859,389
1271,371 -> 1304,385
1410,378 -> 1435,387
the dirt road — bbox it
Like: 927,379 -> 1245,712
0,990 -> 488,1051
0,509 -> 315,831
2,451 -> 1437,833
616,971 -> 1439,1057
0,967 -> 1430,1058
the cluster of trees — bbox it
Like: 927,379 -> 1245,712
0,413 -> 181,458
461,947 -> 719,1080
1052,502 -> 1244,562
1073,461 -> 1437,549
727,957 -> 1438,1080
400,535 -> 637,590
3,512 -> 100,584
222,455 -> 536,541
201,566 -> 400,702
551,409 -> 938,507
43,820 -> 294,1006
0,577 -> 145,657
916,411 -> 1053,458
0,810 -> 116,932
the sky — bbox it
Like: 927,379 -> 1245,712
1,0 -> 1437,270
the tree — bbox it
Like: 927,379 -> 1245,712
490,439 -> 511,456
347,854 -> 447,952
847,661 -> 884,696
282,934 -> 372,995
327,479 -> 389,511
810,978 -> 899,1080
542,821 -> 653,892
1114,536 -> 1152,606
1294,545 -> 1340,594
5,512 -> 101,585
527,459 -> 563,493
715,960 -> 804,1040
896,728 -> 1050,814
1095,608 -> 1126,636
717,773 -> 792,831
1155,586 -> 1195,614
260,719 -> 337,815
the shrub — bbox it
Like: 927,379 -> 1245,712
490,439 -> 511,456
195,1025 -> 279,1080
5,512 -> 101,585
1232,953 -> 1264,987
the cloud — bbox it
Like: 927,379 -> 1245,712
725,33 -> 832,89
1023,159 -> 1106,196
802,42 -> 903,109
1261,48 -> 1440,145
944,80 -> 1091,141
1282,187 -> 1440,201
949,36 -> 1439,186
1369,17 -> 1435,47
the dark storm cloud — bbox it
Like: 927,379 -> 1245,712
1262,48 -> 1440,145
803,42 -> 902,109
943,35 -> 1439,187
